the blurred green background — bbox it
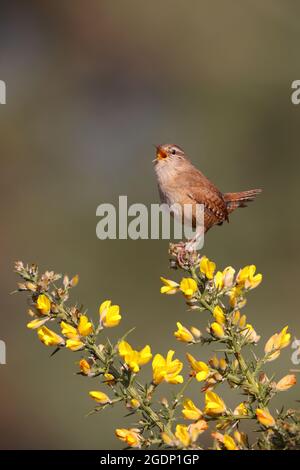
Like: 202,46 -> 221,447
1,0 -> 300,449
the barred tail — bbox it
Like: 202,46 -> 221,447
224,189 -> 262,213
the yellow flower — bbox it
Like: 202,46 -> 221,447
37,326 -> 64,347
152,350 -> 183,385
189,420 -> 208,441
118,341 -> 152,373
228,286 -> 246,308
190,326 -> 201,338
180,278 -> 198,297
27,318 -> 48,329
275,374 -> 297,391
209,355 -> 219,369
231,310 -> 240,325
186,353 -> 210,382
256,408 -> 275,427
237,265 -> 262,289
36,294 -> 51,315
182,399 -> 202,421
77,315 -> 93,336
234,402 -> 248,416
213,306 -> 225,325
204,391 -> 226,415
160,277 -> 179,295
219,358 -> 227,370
200,256 -> 216,279
264,326 -> 291,361
115,428 -> 140,447
66,338 -> 84,351
175,421 -> 208,447
239,314 -> 247,328
79,359 -> 91,375
99,300 -> 121,327
103,373 -> 115,383
174,322 -> 194,343
233,430 -> 248,447
222,266 -> 235,288
60,321 -> 78,339
175,424 -> 190,447
130,399 -> 140,409
214,271 -> 223,290
223,434 -> 237,450
89,390 -> 111,404
211,322 -> 225,338
241,323 -> 260,344
161,432 -> 174,446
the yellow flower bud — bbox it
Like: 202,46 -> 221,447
27,318 -> 48,329
232,310 -> 240,325
219,358 -> 227,371
89,390 -> 111,404
213,306 -> 226,325
190,326 -> 201,339
275,374 -> 296,391
209,355 -> 219,369
214,271 -> 223,290
66,338 -> 84,351
223,434 -> 237,450
239,314 -> 247,328
211,322 -> 225,338
223,266 -> 235,288
189,420 -> 208,442
233,430 -> 248,447
256,408 -> 275,427
130,399 -> 140,409
79,359 -> 91,375
174,322 -> 195,343
103,373 -> 115,383
161,432 -> 174,446
36,294 -> 51,315
115,428 -> 140,447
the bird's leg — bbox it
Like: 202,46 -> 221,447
169,240 -> 200,269
185,227 -> 204,253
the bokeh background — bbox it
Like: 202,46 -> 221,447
1,0 -> 300,449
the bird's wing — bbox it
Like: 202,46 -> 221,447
174,166 -> 228,230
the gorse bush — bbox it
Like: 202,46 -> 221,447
14,245 -> 300,450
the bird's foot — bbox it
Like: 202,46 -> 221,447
169,241 -> 200,269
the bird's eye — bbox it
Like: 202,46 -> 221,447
171,148 -> 176,155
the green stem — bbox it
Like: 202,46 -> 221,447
90,345 -> 175,439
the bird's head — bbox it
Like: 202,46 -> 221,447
154,144 -> 186,164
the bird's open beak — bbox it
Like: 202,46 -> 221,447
154,145 -> 167,161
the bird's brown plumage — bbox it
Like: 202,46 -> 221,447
154,143 -> 262,233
